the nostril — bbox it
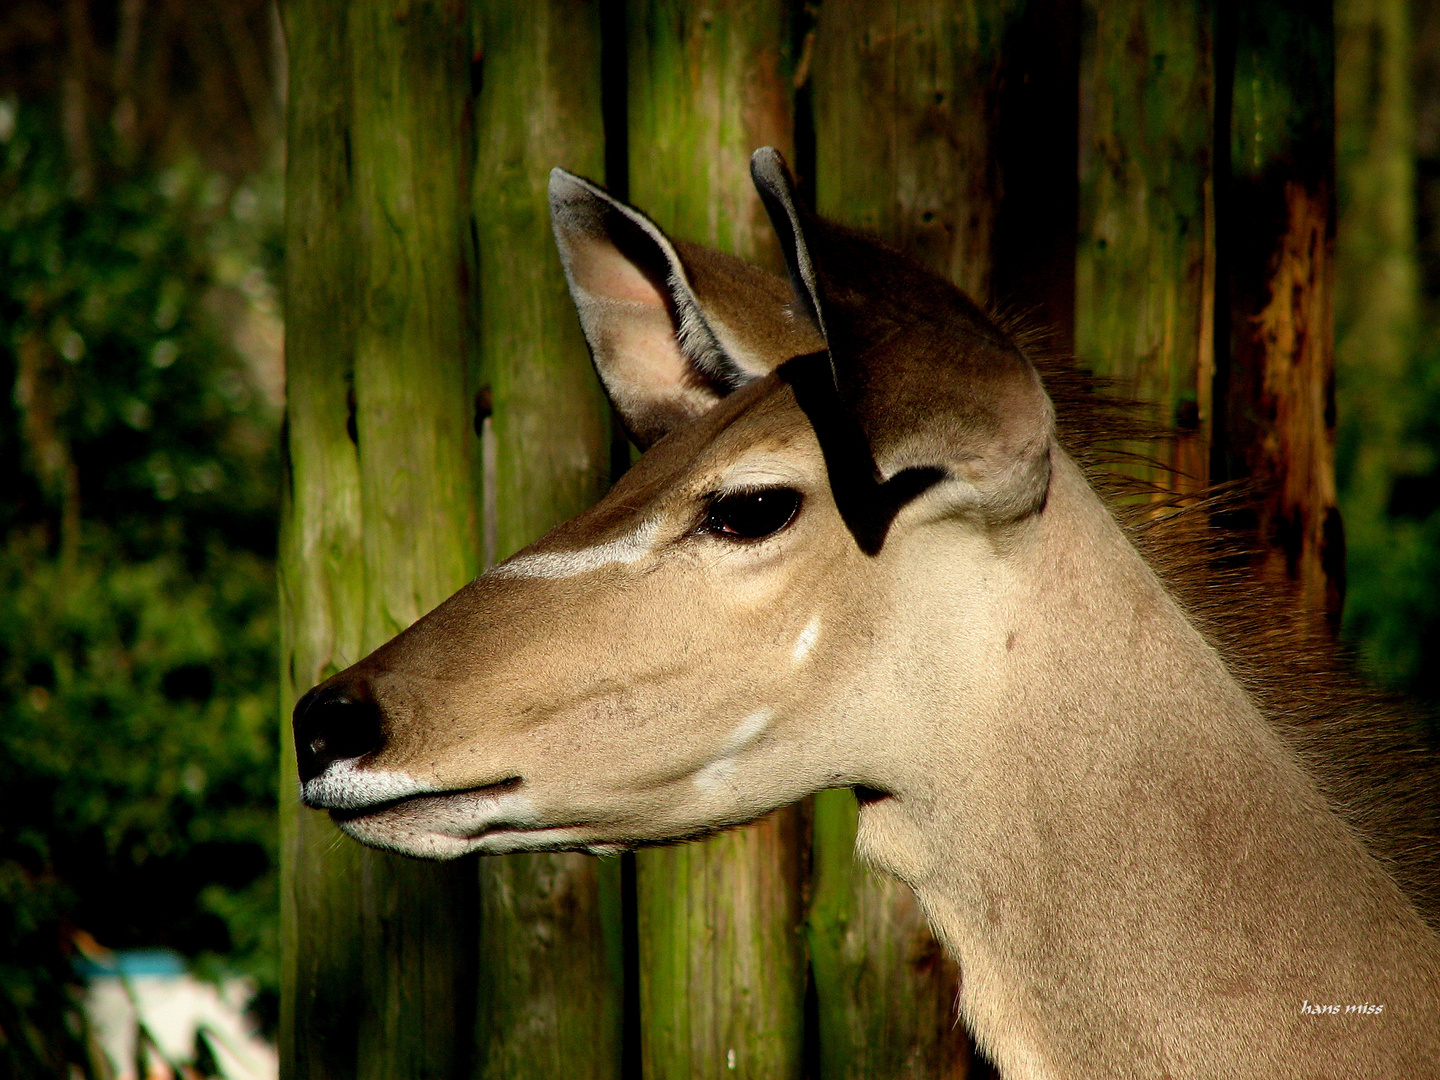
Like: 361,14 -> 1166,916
292,685 -> 384,784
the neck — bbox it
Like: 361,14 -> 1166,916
855,451 -> 1440,1080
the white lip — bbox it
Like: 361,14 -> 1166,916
337,814 -> 608,860
300,759 -> 434,810
303,761 -> 558,859
333,784 -> 540,835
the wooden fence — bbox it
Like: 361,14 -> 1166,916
278,1 -> 1336,1077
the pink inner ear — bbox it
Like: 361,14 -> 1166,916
559,219 -> 729,445
596,317 -> 692,394
574,235 -> 669,307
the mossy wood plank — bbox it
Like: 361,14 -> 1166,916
348,4 -> 482,1077
808,2 -> 1029,1076
625,4 -> 809,1078
280,1 -> 481,1077
1076,0 -> 1216,487
807,789 -> 975,1080
811,0 -> 1023,305
278,1 -> 366,1075
471,5 -> 624,1079
1222,4 -> 1340,618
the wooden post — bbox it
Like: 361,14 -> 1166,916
279,1 -> 481,1077
1221,3 -> 1341,618
1076,0 -> 1216,488
470,4 -> 625,1078
624,5 -> 809,1078
807,3 -> 1032,1076
278,1 -> 366,1072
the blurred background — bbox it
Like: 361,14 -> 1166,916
0,2 -> 283,1077
0,1 -> 1435,1078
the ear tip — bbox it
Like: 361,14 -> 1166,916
549,167 -> 584,200
749,147 -> 793,195
549,169 -> 616,229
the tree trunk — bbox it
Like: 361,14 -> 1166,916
279,2 -> 481,1078
1076,0 -> 1216,488
624,5 -> 809,1078
1221,3 -> 1340,619
806,2 -> 1028,1076
470,4 -> 625,1078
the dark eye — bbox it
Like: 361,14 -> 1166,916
703,487 -> 802,541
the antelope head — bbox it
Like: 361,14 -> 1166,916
292,149 -> 1054,862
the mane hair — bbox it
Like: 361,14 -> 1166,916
996,315 -> 1440,928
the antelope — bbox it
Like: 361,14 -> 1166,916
293,148 -> 1440,1079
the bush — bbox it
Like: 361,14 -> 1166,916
0,96 -> 281,1077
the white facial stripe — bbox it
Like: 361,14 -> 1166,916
728,708 -> 772,751
302,760 -> 431,810
491,517 -> 663,580
792,618 -> 820,663
693,757 -> 736,794
693,708 -> 773,793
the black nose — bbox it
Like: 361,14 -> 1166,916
292,685 -> 384,784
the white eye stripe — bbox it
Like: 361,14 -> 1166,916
491,517 -> 664,580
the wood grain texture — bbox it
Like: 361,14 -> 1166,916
635,809 -> 808,1080
807,789 -> 974,1080
811,0 -> 1022,305
627,0 -> 796,272
471,5 -> 625,1079
1077,0 -> 1216,487
280,1 -> 481,1077
278,1 -> 366,1073
1222,3 -> 1340,620
808,2 -> 1029,1075
625,4 -> 809,1077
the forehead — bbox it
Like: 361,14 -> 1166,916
639,375 -> 817,489
546,376 -> 820,541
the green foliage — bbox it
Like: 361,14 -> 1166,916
0,96 -> 281,1077
1338,329 -> 1440,707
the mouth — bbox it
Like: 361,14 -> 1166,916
303,767 -> 614,859
322,775 -> 524,823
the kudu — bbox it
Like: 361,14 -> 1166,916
294,148 -> 1440,1078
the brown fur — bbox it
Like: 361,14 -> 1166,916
1009,330 -> 1440,928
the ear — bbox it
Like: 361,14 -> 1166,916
751,148 -> 1055,543
549,169 -> 820,449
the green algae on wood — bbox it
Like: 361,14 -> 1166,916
807,2 -> 1027,1076
1076,0 -> 1216,488
279,1 -> 482,1077
625,4 -> 809,1077
471,4 -> 625,1078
